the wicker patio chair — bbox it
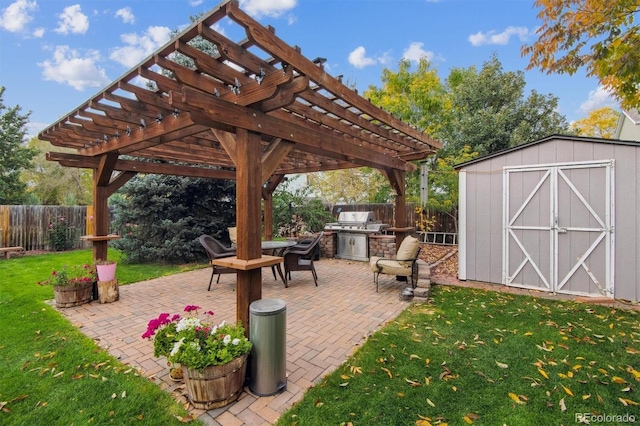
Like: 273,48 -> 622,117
198,235 -> 237,291
282,232 -> 323,288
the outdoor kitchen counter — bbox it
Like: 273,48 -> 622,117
384,227 -> 416,234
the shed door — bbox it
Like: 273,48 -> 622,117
503,161 -> 614,297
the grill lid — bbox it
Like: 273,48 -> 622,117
325,211 -> 388,233
337,211 -> 375,224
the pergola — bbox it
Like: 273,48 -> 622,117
38,0 -> 441,329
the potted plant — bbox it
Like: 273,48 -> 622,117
38,264 -> 97,308
142,305 -> 252,409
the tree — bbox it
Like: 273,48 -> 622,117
426,146 -> 479,233
364,58 -> 447,135
521,0 -> 640,110
570,107 -> 620,138
437,54 -> 570,156
306,168 -> 389,207
363,58 -> 449,204
22,137 -> 92,205
271,176 -> 333,236
0,87 -> 36,204
110,174 -> 236,264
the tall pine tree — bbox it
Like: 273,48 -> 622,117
111,174 -> 236,263
0,87 -> 36,204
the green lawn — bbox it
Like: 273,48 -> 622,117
0,249 -> 207,426
276,286 -> 640,425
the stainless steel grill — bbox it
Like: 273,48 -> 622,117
324,211 -> 388,261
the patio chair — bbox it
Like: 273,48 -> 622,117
370,235 -> 421,292
198,235 -> 237,291
282,232 -> 323,288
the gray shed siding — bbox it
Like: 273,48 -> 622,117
459,136 -> 640,302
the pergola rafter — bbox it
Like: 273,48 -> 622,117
38,0 -> 441,329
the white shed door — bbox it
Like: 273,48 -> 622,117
503,161 -> 614,297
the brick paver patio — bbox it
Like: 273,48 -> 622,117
58,258 -> 415,425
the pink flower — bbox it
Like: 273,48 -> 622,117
142,312 -> 178,339
184,305 -> 201,313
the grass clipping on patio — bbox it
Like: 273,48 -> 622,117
277,286 -> 640,425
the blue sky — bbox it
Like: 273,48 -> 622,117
0,0 -> 619,139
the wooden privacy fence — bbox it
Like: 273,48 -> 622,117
330,203 -> 456,234
1,203 -> 456,252
0,205 -> 92,251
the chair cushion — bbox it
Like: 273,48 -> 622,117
396,236 -> 420,267
370,256 -> 411,275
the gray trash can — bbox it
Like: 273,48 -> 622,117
249,298 -> 287,396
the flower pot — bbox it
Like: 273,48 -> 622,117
168,363 -> 183,382
53,282 -> 93,308
181,354 -> 248,409
96,262 -> 117,281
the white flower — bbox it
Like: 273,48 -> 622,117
232,338 -> 241,346
223,334 -> 232,345
210,325 -> 218,335
176,317 -> 201,332
188,341 -> 201,351
218,320 -> 227,327
170,337 -> 185,357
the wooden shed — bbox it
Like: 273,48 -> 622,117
456,134 -> 640,303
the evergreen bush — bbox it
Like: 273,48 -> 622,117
111,174 -> 236,264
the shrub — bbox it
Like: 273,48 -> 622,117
47,216 -> 78,251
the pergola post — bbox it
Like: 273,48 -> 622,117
393,171 -> 410,247
92,180 -> 110,262
235,128 -> 263,331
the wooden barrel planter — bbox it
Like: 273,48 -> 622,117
53,282 -> 93,308
181,354 -> 248,409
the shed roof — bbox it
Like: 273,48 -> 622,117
454,134 -> 639,169
38,0 -> 441,181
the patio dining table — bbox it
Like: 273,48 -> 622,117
262,240 -> 297,283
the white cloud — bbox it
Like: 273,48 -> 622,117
402,42 -> 434,63
468,26 -> 530,46
239,0 -> 297,18
55,5 -> 89,35
378,50 -> 393,66
579,85 -> 618,113
189,0 -> 204,6
115,7 -> 134,24
39,45 -> 110,91
0,0 -> 36,33
33,27 -> 44,38
110,26 -> 172,68
348,46 -> 378,69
